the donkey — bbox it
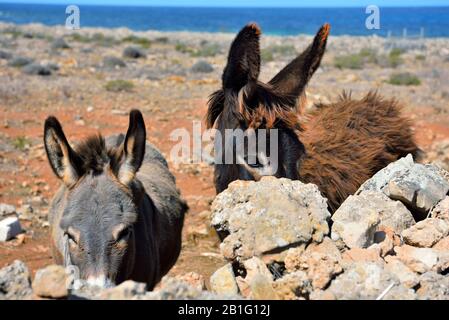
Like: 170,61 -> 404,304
44,109 -> 187,289
207,23 -> 420,212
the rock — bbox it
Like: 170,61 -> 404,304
46,63 -> 60,71
316,262 -> 415,300
402,218 -> 449,247
18,204 -> 33,220
285,237 -> 342,290
284,245 -> 306,273
211,177 -> 330,261
0,50 -> 12,60
0,203 -> 16,217
32,265 -> 69,299
123,46 -> 146,59
384,257 -> 420,288
243,257 -> 273,282
394,245 -> 439,273
145,277 -> 241,300
331,195 -> 380,248
333,191 -> 414,248
358,155 -> 449,219
209,263 -> 239,295
191,60 -> 213,73
272,271 -> 311,300
235,276 -> 251,298
431,196 -> 449,221
0,260 -> 32,300
386,164 -> 449,217
370,226 -> 401,257
416,272 -> 449,300
436,166 -> 449,185
172,272 -> 206,290
433,236 -> 449,251
51,38 -> 70,50
357,154 -> 415,193
342,247 -> 383,268
248,273 -> 279,300
8,56 -> 33,68
103,56 -> 126,69
98,280 -> 146,300
22,63 -> 52,76
0,216 -> 22,241
239,257 -> 277,299
309,289 -> 336,300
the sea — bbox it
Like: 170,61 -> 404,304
0,3 -> 449,37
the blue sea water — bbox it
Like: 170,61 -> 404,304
0,3 -> 448,37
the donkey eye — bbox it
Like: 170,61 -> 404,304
244,155 -> 263,168
65,231 -> 78,245
65,227 -> 80,245
116,227 -> 131,242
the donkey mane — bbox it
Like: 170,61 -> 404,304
73,134 -> 122,174
206,82 -> 302,131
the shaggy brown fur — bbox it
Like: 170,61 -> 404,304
299,91 -> 419,211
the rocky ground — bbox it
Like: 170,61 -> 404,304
0,22 -> 449,300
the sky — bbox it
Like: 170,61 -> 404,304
0,0 -> 448,7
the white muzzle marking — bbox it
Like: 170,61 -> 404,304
86,275 -> 114,288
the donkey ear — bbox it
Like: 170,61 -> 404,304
269,23 -> 330,99
44,116 -> 82,186
222,22 -> 261,91
117,109 -> 146,185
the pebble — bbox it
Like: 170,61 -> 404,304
0,216 -> 22,241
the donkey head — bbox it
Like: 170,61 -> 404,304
44,110 -> 147,287
207,23 -> 330,193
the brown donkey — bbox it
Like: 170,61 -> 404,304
44,110 -> 187,289
207,23 -> 420,212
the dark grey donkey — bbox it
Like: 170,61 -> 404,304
44,109 -> 187,289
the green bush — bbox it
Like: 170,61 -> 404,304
175,42 -> 194,54
387,72 -> 421,86
70,33 -> 118,46
191,43 -> 221,57
92,33 -> 117,47
358,48 -> 378,63
390,48 -> 405,57
3,28 -> 23,38
387,48 -> 404,68
154,36 -> 169,44
334,54 -> 364,69
70,33 -> 91,43
261,44 -> 297,63
261,49 -> 275,62
175,42 -> 221,57
12,136 -> 30,150
122,35 -> 151,48
415,54 -> 426,61
105,79 -> 134,92
269,44 -> 297,56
